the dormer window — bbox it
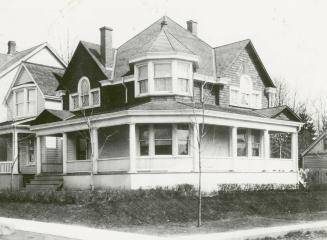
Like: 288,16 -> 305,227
230,75 -> 261,109
70,77 -> 100,111
135,60 -> 192,97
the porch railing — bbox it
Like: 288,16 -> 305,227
0,161 -> 13,174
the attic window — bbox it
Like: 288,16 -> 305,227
69,77 -> 101,111
230,75 -> 261,109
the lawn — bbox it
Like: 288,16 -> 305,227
249,230 -> 327,240
0,230 -> 76,240
0,186 -> 327,235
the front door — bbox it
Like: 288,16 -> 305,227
41,136 -> 63,173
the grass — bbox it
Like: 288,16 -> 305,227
1,186 -> 327,234
249,230 -> 327,240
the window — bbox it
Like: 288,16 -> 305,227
237,128 -> 247,157
80,78 -> 90,107
76,136 -> 90,160
324,137 -> 327,151
91,90 -> 100,106
70,77 -> 101,111
139,125 -> 149,156
154,124 -> 172,155
15,90 -> 24,117
177,62 -> 190,93
177,124 -> 190,155
45,137 -> 57,149
28,138 -> 35,163
138,65 -> 148,94
27,88 -> 36,115
154,63 -> 172,92
270,132 -> 292,159
251,130 -> 261,157
229,75 -> 261,109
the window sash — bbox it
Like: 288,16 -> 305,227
139,79 -> 148,94
91,90 -> 100,106
251,130 -> 261,157
139,126 -> 149,156
177,62 -> 189,78
138,65 -> 148,80
154,63 -> 171,78
154,78 -> 172,91
154,124 -> 172,155
178,78 -> 189,93
237,129 -> 248,157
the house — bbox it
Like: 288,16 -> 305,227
0,42 -> 65,189
28,17 -> 301,191
301,132 -> 327,169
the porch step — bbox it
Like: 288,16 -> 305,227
25,175 -> 63,191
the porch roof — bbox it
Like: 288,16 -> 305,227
31,101 -> 301,127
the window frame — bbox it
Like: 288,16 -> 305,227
69,77 -> 101,111
153,62 -> 172,93
229,74 -> 262,109
13,85 -> 38,119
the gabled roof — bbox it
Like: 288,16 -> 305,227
302,132 -> 327,157
214,39 -> 275,87
0,43 -> 66,79
254,105 -> 302,122
80,41 -> 113,79
31,109 -> 75,126
23,62 -> 64,96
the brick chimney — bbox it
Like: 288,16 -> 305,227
186,20 -> 197,36
100,26 -> 113,68
7,41 -> 16,54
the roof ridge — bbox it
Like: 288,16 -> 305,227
23,61 -> 65,70
164,29 -> 195,54
117,16 -> 165,50
214,39 -> 251,49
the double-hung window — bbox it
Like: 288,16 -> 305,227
138,65 -> 148,94
154,124 -> 172,155
154,63 -> 172,92
27,88 -> 36,115
15,90 -> 24,117
80,78 -> 90,107
177,62 -> 190,93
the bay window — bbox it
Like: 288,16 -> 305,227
154,63 -> 172,92
135,60 -> 193,97
154,124 -> 172,155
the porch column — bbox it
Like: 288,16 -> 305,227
12,131 -> 19,174
91,128 -> 98,174
193,123 -> 199,172
264,130 -> 270,170
292,131 -> 298,170
129,123 -> 136,173
62,133 -> 67,174
36,136 -> 41,175
230,126 -> 237,170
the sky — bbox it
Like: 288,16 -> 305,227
0,0 -> 326,105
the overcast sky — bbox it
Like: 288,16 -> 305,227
0,0 -> 326,104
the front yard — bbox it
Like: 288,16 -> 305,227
0,186 -> 327,235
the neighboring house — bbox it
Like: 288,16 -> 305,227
302,132 -> 327,169
0,42 -> 65,189
25,16 -> 302,191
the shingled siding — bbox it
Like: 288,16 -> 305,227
303,154 -> 327,169
193,81 -> 218,105
220,47 -> 269,108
